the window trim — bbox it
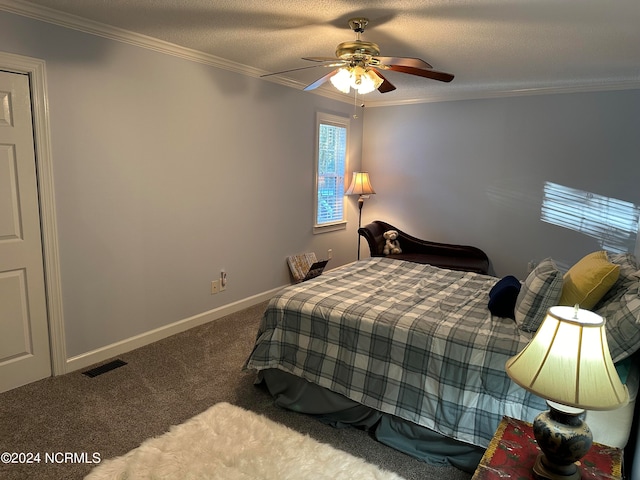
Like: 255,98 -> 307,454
313,112 -> 350,234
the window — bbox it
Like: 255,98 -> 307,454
541,181 -> 640,253
314,113 -> 349,232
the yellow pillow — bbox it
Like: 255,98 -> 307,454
559,251 -> 620,309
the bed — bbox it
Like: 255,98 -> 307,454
244,253 -> 640,472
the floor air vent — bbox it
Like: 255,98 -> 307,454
82,359 -> 127,378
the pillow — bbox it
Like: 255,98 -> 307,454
488,275 -> 521,319
596,252 -> 640,307
559,251 -> 620,309
515,258 -> 563,332
609,252 -> 639,277
615,356 -> 632,384
596,282 -> 640,363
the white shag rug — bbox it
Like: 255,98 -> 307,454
85,402 -> 406,480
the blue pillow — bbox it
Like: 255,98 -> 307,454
488,275 -> 521,319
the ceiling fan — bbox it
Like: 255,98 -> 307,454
262,17 -> 454,95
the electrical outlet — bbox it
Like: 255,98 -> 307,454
211,280 -> 219,294
220,270 -> 227,291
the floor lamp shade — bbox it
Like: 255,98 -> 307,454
346,172 -> 375,260
345,172 -> 376,196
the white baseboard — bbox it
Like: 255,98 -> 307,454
65,286 -> 283,374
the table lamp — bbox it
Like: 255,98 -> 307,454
345,172 -> 375,260
505,305 -> 628,480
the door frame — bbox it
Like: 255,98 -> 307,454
1,51 -> 66,376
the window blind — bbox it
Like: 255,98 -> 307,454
316,123 -> 346,225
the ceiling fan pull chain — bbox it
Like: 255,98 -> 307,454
353,90 -> 359,119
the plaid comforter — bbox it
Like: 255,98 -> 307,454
245,257 -> 546,447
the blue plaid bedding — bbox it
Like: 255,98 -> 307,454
245,257 -> 546,447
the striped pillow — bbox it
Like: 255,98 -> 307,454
596,252 -> 640,307
515,258 -> 563,332
596,281 -> 640,363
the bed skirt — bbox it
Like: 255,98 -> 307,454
258,368 -> 484,473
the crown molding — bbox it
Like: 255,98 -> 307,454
0,0 -> 263,76
362,80 -> 640,107
0,0 -> 355,103
2,0 -> 639,108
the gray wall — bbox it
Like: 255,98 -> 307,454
0,11 -> 363,358
362,91 -> 640,278
3,9 -> 639,361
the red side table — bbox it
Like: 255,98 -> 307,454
472,416 -> 622,480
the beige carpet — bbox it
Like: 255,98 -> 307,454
85,402 -> 406,480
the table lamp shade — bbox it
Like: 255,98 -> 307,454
506,305 -> 628,411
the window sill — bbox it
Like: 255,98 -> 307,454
313,221 -> 347,234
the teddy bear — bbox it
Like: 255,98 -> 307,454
383,230 -> 402,255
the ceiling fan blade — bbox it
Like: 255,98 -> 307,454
373,71 -> 396,93
386,65 -> 455,83
261,64 -> 324,77
260,62 -> 344,77
373,56 -> 433,69
302,57 -> 341,63
303,69 -> 340,91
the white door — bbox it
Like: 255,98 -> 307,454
0,70 -> 51,392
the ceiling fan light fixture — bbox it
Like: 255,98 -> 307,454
329,67 -> 352,93
329,66 -> 383,95
357,68 -> 383,94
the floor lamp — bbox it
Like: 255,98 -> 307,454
345,172 -> 376,260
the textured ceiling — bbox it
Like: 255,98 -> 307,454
3,0 -> 640,106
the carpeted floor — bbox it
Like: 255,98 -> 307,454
0,301 -> 473,480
